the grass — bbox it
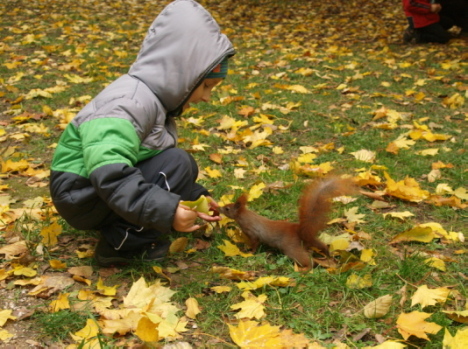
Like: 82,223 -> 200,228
1,0 -> 467,347
32,310 -> 89,342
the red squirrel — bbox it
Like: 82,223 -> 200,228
219,176 -> 356,269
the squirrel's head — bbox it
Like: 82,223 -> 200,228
219,194 -> 248,219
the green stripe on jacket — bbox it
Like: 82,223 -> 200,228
51,118 -> 163,178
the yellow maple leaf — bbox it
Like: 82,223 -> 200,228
76,248 -> 94,259
49,293 -> 70,313
0,329 -> 14,341
393,136 -> 416,150
364,340 -> 407,348
384,172 -> 430,202
4,62 -> 22,69
234,168 -> 246,179
396,311 -> 442,340
217,240 -> 253,258
353,170 -> 382,187
192,142 -> 211,151
0,269 -> 12,282
0,309 -> 17,327
217,115 -> 248,131
210,286 -> 232,293
1,159 -> 30,173
442,93 -> 465,109
291,161 -> 334,177
237,276 -> 293,291
157,312 -> 188,339
24,88 -> 53,99
101,311 -> 141,336
73,275 -> 92,286
346,273 -> 373,289
238,105 -> 256,117
204,166 -> 222,178
443,327 -> 468,348
443,310 -> 468,324
241,127 -> 273,149
329,238 -> 350,252
360,249 -> 376,265
18,123 -> 50,135
40,221 -> 62,247
135,315 -> 159,343
49,260 -> 67,269
211,266 -> 256,281
228,320 -> 283,348
13,265 -> 37,278
253,114 -> 274,125
424,257 -> 446,271
385,136 -> 416,154
422,132 -> 451,142
96,278 -> 118,296
248,182 -> 266,201
71,318 -> 100,341
454,187 -> 468,200
389,226 -> 435,244
295,67 -> 315,76
382,211 -> 414,221
344,206 -> 366,224
64,73 -> 94,84
231,292 -> 267,320
297,153 -> 317,163
350,149 -> 376,163
124,278 -> 175,309
416,148 -> 439,156
411,285 -> 450,309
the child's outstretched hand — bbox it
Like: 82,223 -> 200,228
173,197 -> 221,232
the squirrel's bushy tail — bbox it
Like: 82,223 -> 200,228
298,176 -> 356,249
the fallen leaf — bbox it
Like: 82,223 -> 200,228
185,298 -> 201,319
363,295 -> 392,319
424,257 -> 446,271
228,320 -> 283,348
0,309 -> 17,327
217,240 -> 253,258
443,310 -> 468,324
170,237 -> 188,254
40,221 -> 62,247
443,327 -> 468,348
411,285 -> 450,309
231,291 -> 267,320
396,311 -> 442,340
135,315 -> 159,343
389,226 -> 435,244
49,293 -> 70,313
346,273 -> 373,289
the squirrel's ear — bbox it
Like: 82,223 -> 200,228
236,193 -> 248,206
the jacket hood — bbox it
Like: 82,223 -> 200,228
128,0 -> 235,114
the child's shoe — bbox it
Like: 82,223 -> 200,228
94,238 -> 170,267
403,27 -> 417,43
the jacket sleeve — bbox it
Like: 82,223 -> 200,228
79,115 -> 180,232
90,163 -> 180,233
405,0 -> 432,14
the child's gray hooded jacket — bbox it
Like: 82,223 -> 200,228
50,0 -> 235,232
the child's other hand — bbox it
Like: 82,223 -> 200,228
173,203 -> 220,232
207,196 -> 220,217
431,3 -> 441,12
